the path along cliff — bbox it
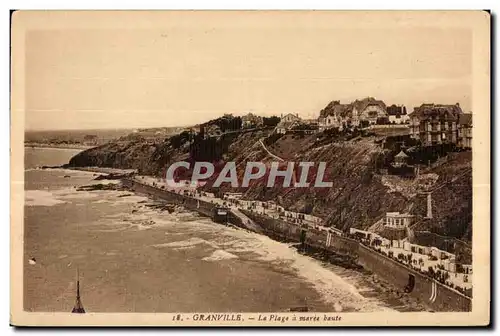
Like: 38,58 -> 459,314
67,125 -> 472,246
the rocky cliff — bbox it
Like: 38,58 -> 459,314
67,121 -> 472,243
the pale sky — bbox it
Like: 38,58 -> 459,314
24,12 -> 472,130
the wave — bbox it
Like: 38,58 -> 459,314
206,227 -> 395,312
112,195 -> 150,204
53,188 -> 101,200
25,190 -> 67,207
153,237 -> 218,249
25,170 -> 395,312
25,167 -> 104,176
110,198 -> 393,312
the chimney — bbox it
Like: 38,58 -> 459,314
426,193 -> 433,219
296,113 -> 299,118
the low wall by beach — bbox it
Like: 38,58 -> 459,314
122,178 -> 250,230
356,243 -> 471,312
238,211 -> 302,242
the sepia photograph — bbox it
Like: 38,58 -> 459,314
10,10 -> 490,326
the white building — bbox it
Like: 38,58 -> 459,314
385,212 -> 413,229
387,104 -> 409,124
352,98 -> 388,125
280,113 -> 301,123
318,114 -> 343,131
223,192 -> 243,200
276,114 -> 301,134
241,113 -> 263,128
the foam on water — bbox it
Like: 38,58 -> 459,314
93,199 -> 111,204
52,187 -> 101,200
26,167 -> 104,176
27,167 -> 394,312
96,208 -> 183,232
199,224 -> 395,312
25,190 -> 67,207
202,250 -> 238,261
114,207 -> 393,311
153,237 -> 218,249
129,205 -> 394,312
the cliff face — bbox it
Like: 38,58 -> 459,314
216,135 -> 411,232
67,127 -> 472,243
68,138 -> 167,175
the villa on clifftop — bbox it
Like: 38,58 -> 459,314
317,97 -> 397,131
241,113 -> 263,128
276,113 -> 302,134
409,103 -> 472,148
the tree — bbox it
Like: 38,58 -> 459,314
263,116 -> 281,127
170,131 -> 191,149
376,117 -> 389,125
360,120 -> 370,129
407,253 -> 413,264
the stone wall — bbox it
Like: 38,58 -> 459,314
240,210 -> 303,242
123,178 -> 259,231
123,178 -> 216,218
355,243 -> 471,311
241,209 -> 471,312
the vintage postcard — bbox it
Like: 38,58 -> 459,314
10,10 -> 490,326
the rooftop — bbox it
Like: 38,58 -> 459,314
459,113 -> 473,125
353,97 -> 387,112
394,150 -> 409,159
410,103 -> 463,120
386,211 -> 414,218
387,104 -> 407,116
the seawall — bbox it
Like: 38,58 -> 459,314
356,244 -> 471,312
122,178 -> 256,231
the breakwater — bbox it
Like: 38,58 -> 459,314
121,178 -> 471,312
